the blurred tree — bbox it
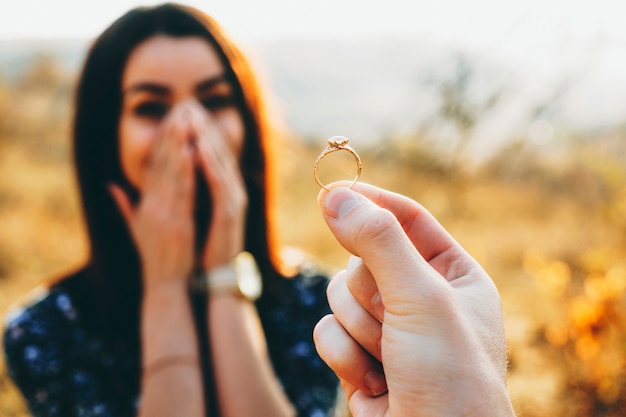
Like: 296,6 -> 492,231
9,53 -> 73,155
19,53 -> 65,91
433,54 -> 501,175
366,132 -> 448,179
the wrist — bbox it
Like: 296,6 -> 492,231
462,364 -> 515,417
142,354 -> 200,383
209,293 -> 251,308
143,280 -> 189,302
141,263 -> 193,291
192,251 -> 262,301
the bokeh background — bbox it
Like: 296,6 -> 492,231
1,1 -> 626,416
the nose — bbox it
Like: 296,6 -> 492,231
173,98 -> 208,121
170,98 -> 198,115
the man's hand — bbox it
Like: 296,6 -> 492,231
313,183 -> 515,417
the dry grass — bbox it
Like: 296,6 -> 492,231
1,62 -> 625,416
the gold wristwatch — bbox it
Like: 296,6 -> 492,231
192,251 -> 262,301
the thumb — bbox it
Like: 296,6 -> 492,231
108,183 -> 134,227
319,187 -> 434,304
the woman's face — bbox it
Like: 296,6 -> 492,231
119,35 -> 245,191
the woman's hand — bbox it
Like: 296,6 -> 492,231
187,104 -> 248,269
313,183 -> 515,417
110,104 -> 196,290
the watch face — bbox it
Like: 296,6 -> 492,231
235,251 -> 262,301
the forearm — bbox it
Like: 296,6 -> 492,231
139,282 -> 205,417
209,296 -> 295,417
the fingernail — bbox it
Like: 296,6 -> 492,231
323,188 -> 360,219
365,369 -> 388,396
372,292 -> 384,322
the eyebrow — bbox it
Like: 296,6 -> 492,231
195,74 -> 231,94
123,74 -> 231,97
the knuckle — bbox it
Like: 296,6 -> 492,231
312,314 -> 336,347
353,207 -> 398,246
426,281 -> 456,309
326,271 -> 345,300
419,280 -> 457,316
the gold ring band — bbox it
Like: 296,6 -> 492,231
313,136 -> 362,191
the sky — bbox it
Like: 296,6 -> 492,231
1,0 -> 625,147
1,0 -> 625,45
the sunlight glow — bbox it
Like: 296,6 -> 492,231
1,0 -> 625,45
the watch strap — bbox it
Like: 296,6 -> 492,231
189,251 -> 261,301
204,263 -> 240,297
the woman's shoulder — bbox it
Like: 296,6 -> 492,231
279,247 -> 337,289
3,283 -> 80,354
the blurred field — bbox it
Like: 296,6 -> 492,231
1,55 -> 626,417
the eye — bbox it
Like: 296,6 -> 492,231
201,95 -> 236,111
134,101 -> 169,120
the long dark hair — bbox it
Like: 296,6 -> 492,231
65,3 -> 282,348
